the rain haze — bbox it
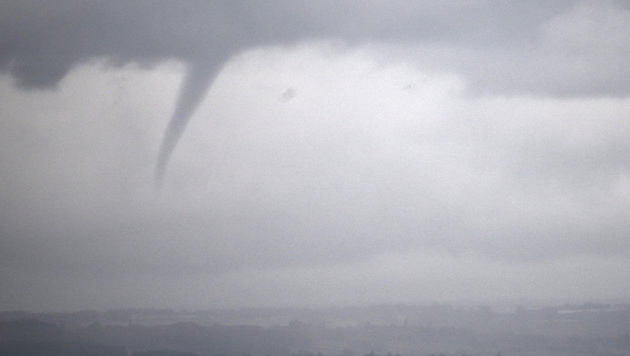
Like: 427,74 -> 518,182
1,0 -> 630,312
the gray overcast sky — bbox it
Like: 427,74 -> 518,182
1,0 -> 630,312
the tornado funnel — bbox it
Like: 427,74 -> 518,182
155,62 -> 224,188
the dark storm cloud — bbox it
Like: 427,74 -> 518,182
1,0 -> 580,88
1,0 -> 595,180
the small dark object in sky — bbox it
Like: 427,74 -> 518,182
280,87 -> 297,102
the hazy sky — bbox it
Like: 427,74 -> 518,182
1,0 -> 630,312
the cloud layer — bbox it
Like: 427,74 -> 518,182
1,1 -> 630,311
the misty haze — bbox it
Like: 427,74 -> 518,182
1,1 -> 630,355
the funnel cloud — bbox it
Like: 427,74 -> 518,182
155,61 -> 225,187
